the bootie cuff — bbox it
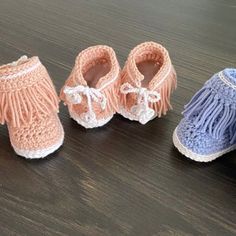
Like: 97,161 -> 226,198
0,56 -> 59,127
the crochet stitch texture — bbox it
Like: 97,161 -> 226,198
173,68 -> 236,162
118,42 -> 177,124
0,56 -> 64,159
61,45 -> 121,128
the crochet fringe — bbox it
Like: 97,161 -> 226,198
100,77 -> 120,115
61,76 -> 120,119
183,87 -> 236,144
119,68 -> 176,117
151,68 -> 177,117
0,78 -> 59,127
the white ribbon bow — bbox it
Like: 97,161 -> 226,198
120,82 -> 161,124
64,85 -> 106,124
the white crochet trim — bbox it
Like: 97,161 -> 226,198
118,106 -> 157,124
99,74 -> 119,90
13,135 -> 64,159
69,111 -> 113,128
173,127 -> 236,162
1,60 -> 41,80
119,83 -> 160,124
64,85 -> 107,125
218,71 -> 236,90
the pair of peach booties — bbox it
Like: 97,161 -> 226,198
0,42 -> 177,159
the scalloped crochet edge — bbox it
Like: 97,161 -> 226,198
173,127 -> 236,162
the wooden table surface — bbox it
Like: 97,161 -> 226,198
0,0 -> 236,235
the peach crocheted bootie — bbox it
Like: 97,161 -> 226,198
0,56 -> 64,159
119,42 -> 177,124
61,45 -> 120,128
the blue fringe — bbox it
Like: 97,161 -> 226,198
183,86 -> 236,143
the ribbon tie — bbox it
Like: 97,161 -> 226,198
64,85 -> 106,124
120,82 -> 161,124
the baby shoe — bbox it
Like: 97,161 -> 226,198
61,45 -> 120,128
173,68 -> 236,162
118,42 -> 177,124
0,56 -> 64,159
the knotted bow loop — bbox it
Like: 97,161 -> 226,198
64,85 -> 84,104
120,82 -> 161,124
64,85 -> 106,109
64,85 -> 107,124
120,82 -> 161,104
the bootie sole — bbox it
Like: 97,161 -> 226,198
118,107 -> 157,124
12,125 -> 64,159
173,127 -> 236,162
69,111 -> 114,129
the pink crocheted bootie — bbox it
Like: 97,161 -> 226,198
0,56 -> 64,159
119,42 -> 177,124
61,45 -> 120,128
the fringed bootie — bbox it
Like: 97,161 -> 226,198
118,42 -> 177,124
61,45 -> 120,128
0,56 -> 64,159
173,68 -> 236,162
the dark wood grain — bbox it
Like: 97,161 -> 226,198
0,0 -> 236,235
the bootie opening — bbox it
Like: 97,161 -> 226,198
127,42 -> 172,88
0,55 -> 28,70
75,46 -> 118,89
135,48 -> 164,87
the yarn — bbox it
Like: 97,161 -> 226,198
183,70 -> 236,143
119,41 -> 177,124
173,68 -> 236,162
0,56 -> 64,159
61,45 -> 120,128
0,56 -> 59,127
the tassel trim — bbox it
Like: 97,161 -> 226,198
183,86 -> 236,144
119,65 -> 177,117
0,75 -> 59,127
151,66 -> 177,116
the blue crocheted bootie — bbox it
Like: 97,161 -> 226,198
173,68 -> 236,162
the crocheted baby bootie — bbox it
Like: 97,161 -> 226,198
61,45 -> 120,128
173,68 -> 236,162
118,42 -> 177,124
0,56 -> 64,159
